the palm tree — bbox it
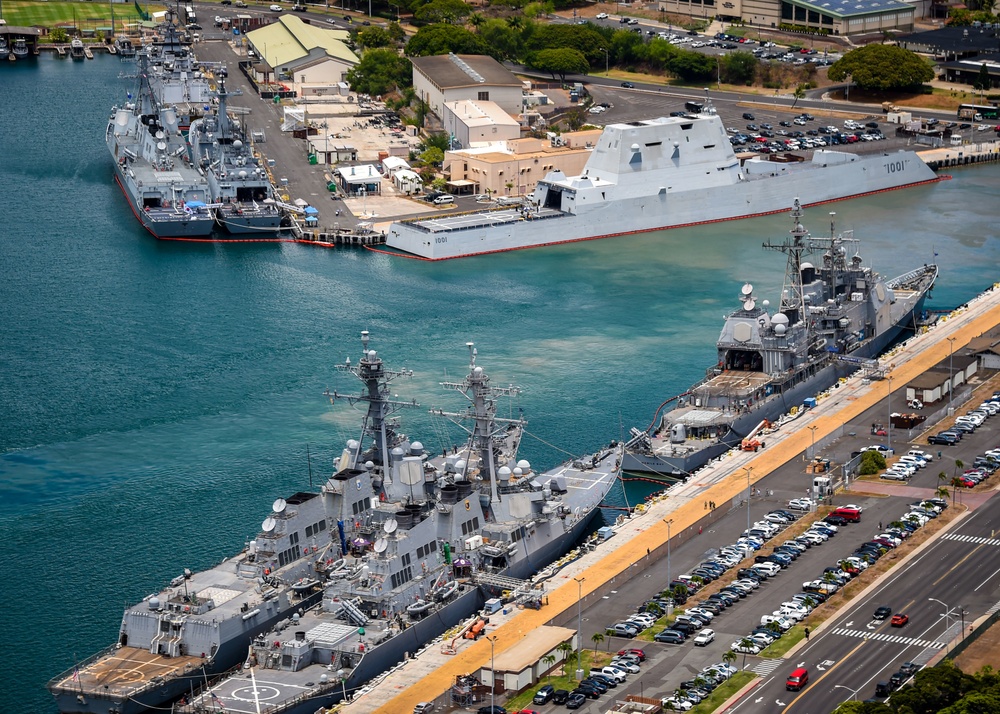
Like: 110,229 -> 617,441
936,486 -> 951,501
722,649 -> 737,677
791,83 -> 807,110
541,653 -> 556,682
954,459 -> 964,478
737,638 -> 755,669
468,12 -> 484,32
591,632 -> 604,658
557,640 -> 574,669
951,476 -> 965,503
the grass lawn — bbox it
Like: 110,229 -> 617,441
758,625 -> 805,658
636,613 -> 676,642
665,671 -> 755,713
502,651 -> 616,710
4,1 -> 164,29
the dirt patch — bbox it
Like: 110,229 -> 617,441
953,619 -> 1000,674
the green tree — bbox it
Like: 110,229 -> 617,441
424,132 -> 451,152
722,51 -> 757,85
541,653 -> 556,681
413,0 -> 472,25
736,638 -> 755,669
50,27 -> 69,43
791,83 -> 807,109
591,632 -> 604,656
405,23 -> 491,56
890,660 -> 977,714
832,701 -> 893,713
668,50 -> 716,82
827,44 -> 933,92
357,26 -> 393,48
419,146 -> 444,166
346,48 -> 412,95
525,24 -> 607,66
386,21 -> 407,43
563,106 -> 586,131
478,19 -> 524,61
529,47 -> 589,82
721,649 -> 737,676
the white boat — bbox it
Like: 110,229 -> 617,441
386,110 -> 940,260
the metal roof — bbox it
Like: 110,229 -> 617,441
410,53 -> 523,90
790,0 -> 913,18
246,14 -> 357,69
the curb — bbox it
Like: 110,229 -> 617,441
715,676 -> 762,713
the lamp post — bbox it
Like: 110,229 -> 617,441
929,597 -> 956,651
845,73 -> 852,102
716,55 -> 721,90
337,668 -> 347,702
573,577 -> 585,680
743,467 -> 753,533
486,635 -> 497,709
603,46 -> 609,76
833,684 -> 861,701
807,425 -> 818,460
947,337 -> 957,413
886,375 -> 893,454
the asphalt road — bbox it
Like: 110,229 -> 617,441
520,395 -> 1000,713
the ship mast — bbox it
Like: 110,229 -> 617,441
432,343 -> 523,506
324,331 -> 419,473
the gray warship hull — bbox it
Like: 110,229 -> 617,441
620,305 -> 927,476
111,160 -> 216,239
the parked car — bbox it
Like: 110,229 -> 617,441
693,628 -> 716,646
533,685 -> 554,704
655,629 -> 687,644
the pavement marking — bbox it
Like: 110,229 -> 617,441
831,627 -> 945,648
942,533 -> 1000,546
986,599 -> 1000,616
751,659 -> 784,676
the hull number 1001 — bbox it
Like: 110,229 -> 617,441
883,160 -> 907,174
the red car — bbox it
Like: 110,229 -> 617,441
617,648 -> 646,661
891,613 -> 909,627
956,477 -> 976,488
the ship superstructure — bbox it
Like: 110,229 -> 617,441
623,199 -> 937,477
187,71 -> 284,233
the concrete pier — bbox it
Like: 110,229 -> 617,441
919,140 -> 1000,170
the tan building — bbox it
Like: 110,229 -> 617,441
442,100 -> 522,149
246,15 -> 358,85
445,129 -> 602,197
478,626 -> 577,695
410,53 -> 525,118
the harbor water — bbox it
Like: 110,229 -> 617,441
2,55 -> 999,712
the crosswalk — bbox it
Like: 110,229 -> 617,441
986,600 -> 1000,616
831,627 -> 945,649
751,659 -> 784,676
942,533 -> 1000,546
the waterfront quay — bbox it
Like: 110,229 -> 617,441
346,281 -> 1000,714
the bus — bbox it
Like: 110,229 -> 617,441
957,103 -> 999,120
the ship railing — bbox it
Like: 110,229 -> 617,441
887,265 -> 934,290
395,207 -> 566,232
47,642 -> 120,691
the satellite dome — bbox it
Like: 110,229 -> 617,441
292,612 -> 300,622
149,596 -> 161,610
517,459 -> 531,471
411,441 -> 423,451
631,143 -> 641,151
772,314 -> 789,326
498,466 -> 512,480
365,460 -> 375,471
368,350 -> 377,359
391,447 -> 405,457
775,324 -> 787,335
762,300 -> 770,308
513,467 -> 523,477
233,139 -> 243,148
347,440 -> 359,450
474,366 -> 483,375
455,460 -> 467,472
800,262 -> 814,271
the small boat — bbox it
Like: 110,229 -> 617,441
12,38 -> 29,59
70,38 -> 85,60
0,38 -> 10,61
431,580 -> 459,602
291,577 -> 320,594
407,600 -> 434,619
115,35 -> 136,58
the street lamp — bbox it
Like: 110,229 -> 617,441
807,425 -> 818,460
886,375 -> 893,454
833,684 -> 861,701
743,466 -> 753,533
337,668 -> 347,701
929,597 -> 957,651
603,46 -> 609,76
573,577 -> 586,681
485,635 -> 497,709
947,337 -> 957,413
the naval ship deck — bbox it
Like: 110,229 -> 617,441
399,206 -> 565,233
51,646 -> 203,699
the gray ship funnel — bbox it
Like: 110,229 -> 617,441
455,480 -> 474,499
394,510 -> 412,529
405,503 -> 422,525
801,262 -> 816,284
440,484 -> 459,504
670,423 -> 687,443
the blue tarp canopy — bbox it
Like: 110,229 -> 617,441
304,206 -> 319,215
186,200 -> 207,208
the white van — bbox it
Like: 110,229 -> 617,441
432,195 -> 455,205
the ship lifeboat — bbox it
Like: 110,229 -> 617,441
291,577 -> 320,594
431,580 -> 459,602
406,600 -> 434,619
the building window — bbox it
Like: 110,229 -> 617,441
478,91 -> 490,101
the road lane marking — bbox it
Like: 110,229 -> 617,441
783,639 -> 869,713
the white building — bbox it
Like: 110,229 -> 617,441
381,156 -> 410,176
410,53 -> 524,118
442,100 -> 521,149
393,169 -> 423,195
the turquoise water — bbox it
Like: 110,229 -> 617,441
2,54 -> 999,712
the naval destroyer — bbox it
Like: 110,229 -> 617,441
106,53 -> 216,238
622,198 -> 937,477
173,334 -> 622,713
386,111 -> 940,260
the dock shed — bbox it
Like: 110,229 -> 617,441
967,335 -> 1000,371
479,626 -> 576,695
335,164 -> 382,195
